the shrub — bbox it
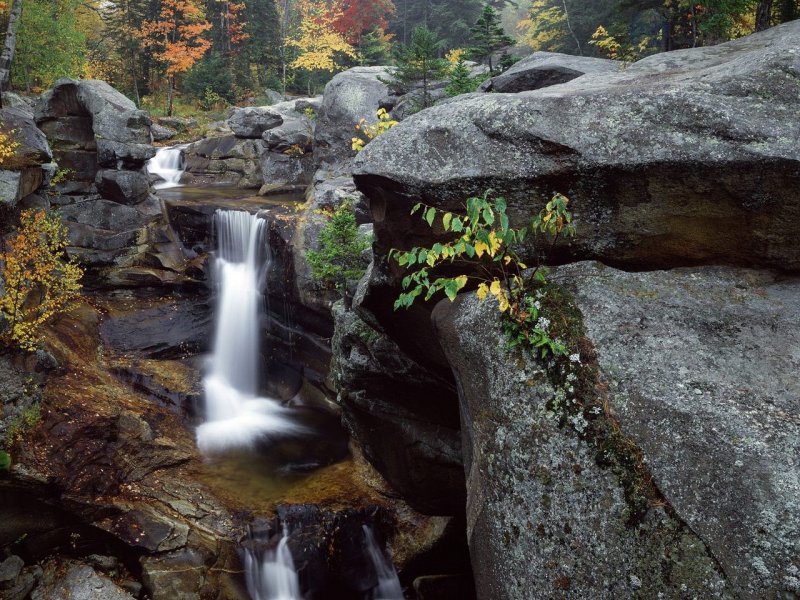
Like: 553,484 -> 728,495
391,191 -> 576,358
0,209 -> 83,351
351,108 -> 399,152
306,201 -> 370,295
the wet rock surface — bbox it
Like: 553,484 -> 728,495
331,300 -> 464,515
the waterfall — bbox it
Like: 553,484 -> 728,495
244,527 -> 302,600
363,526 -> 403,600
147,145 -> 186,189
197,210 -> 305,454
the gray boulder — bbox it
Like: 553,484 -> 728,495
184,134 -> 266,188
431,263 -> 799,599
0,168 -> 43,206
151,123 -> 178,141
0,107 -> 52,169
260,151 -> 314,192
31,560 -> 134,600
556,262 -> 800,598
479,52 -> 619,93
314,66 -> 393,173
95,169 -> 151,204
227,106 -> 283,138
97,139 -> 156,169
352,22 -> 800,366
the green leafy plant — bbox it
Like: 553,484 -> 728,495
49,168 -> 74,188
0,450 -> 11,471
306,201 -> 371,295
4,404 -> 42,448
391,191 -> 576,358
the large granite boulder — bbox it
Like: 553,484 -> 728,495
227,106 -> 283,138
314,66 -> 393,173
0,106 -> 52,169
31,560 -> 135,600
183,134 -> 266,188
478,52 -> 619,93
352,21 -> 800,368
433,263 -> 799,598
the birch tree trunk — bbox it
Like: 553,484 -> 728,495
0,0 -> 23,108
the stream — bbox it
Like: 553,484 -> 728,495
147,146 -> 404,600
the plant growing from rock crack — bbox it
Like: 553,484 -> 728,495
0,128 -> 19,165
307,201 -> 370,296
0,209 -> 84,351
351,108 -> 399,152
391,190 -> 576,358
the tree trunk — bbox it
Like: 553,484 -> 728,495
0,0 -> 23,108
167,76 -> 174,116
756,0 -> 773,30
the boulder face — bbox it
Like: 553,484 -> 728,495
314,66 -> 392,174
34,79 -> 161,274
555,262 -> 800,598
352,20 -> 800,366
478,52 -> 619,93
227,106 -> 283,138
331,300 -> 464,515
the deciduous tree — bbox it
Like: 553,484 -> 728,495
0,210 -> 83,352
139,0 -> 212,115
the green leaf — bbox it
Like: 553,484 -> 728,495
494,197 -> 507,213
411,202 -> 422,214
443,213 -> 453,231
0,451 -> 10,471
500,213 -> 509,232
452,217 -> 464,232
482,207 -> 494,225
464,243 -> 475,258
418,249 -> 428,264
444,279 -> 459,301
425,207 -> 436,227
397,253 -> 408,266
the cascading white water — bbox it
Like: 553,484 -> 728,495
244,527 -> 302,600
147,145 -> 186,189
196,210 -> 305,454
362,525 -> 403,600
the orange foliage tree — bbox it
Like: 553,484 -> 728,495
333,0 -> 394,46
139,0 -> 212,115
0,210 -> 83,351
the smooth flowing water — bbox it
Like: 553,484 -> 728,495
244,527 -> 302,600
197,210 -> 305,454
147,145 -> 186,189
363,526 -> 404,600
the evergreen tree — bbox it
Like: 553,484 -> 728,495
389,25 -> 447,109
445,54 -> 476,96
469,3 -> 513,75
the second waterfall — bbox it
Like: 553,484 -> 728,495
197,209 -> 304,454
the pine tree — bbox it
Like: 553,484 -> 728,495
445,52 -> 476,96
469,3 -> 513,75
389,25 -> 447,109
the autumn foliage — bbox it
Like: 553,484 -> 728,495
0,210 -> 83,351
0,129 -> 19,165
288,0 -> 356,73
140,0 -> 212,77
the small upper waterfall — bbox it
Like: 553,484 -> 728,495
244,527 -> 302,600
197,210 -> 305,454
147,145 -> 186,189
363,525 -> 403,600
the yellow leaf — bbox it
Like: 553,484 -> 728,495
474,241 -> 489,257
503,255 -> 512,265
476,282 -> 489,300
489,279 -> 502,296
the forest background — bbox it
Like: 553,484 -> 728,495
0,0 -> 797,115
